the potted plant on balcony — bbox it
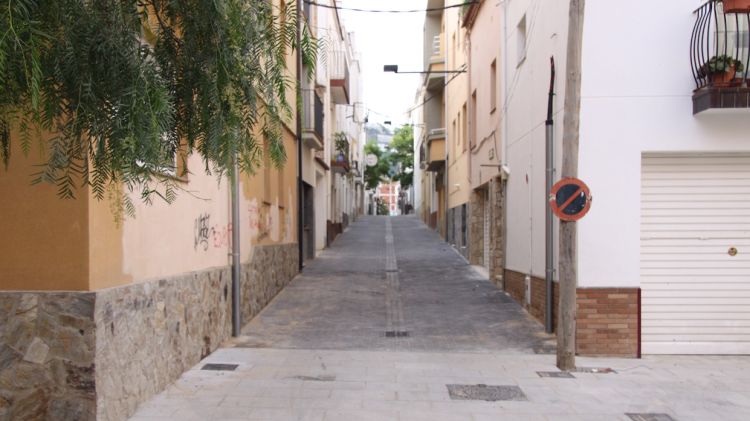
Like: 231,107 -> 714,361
699,55 -> 745,87
722,0 -> 750,13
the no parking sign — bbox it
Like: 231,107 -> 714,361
548,178 -> 592,222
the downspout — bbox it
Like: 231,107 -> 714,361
545,57 -> 556,334
296,0 -> 304,271
231,160 -> 241,337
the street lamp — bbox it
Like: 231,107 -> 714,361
383,64 -> 466,74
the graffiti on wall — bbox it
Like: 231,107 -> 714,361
248,198 -> 284,242
194,213 -> 232,251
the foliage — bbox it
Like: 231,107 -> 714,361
363,140 -> 389,190
388,124 -> 414,189
333,131 -> 348,158
376,199 -> 389,215
0,0 -> 316,212
699,54 -> 745,76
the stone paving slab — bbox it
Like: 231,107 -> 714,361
129,348 -> 750,421
236,216 -> 554,353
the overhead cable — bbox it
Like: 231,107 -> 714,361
304,1 -> 479,14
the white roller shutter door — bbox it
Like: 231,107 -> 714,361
641,153 -> 750,354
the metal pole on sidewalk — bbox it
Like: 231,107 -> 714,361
231,159 -> 241,337
296,0 -> 304,271
545,57 -> 555,334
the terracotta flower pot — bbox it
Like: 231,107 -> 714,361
723,0 -> 750,13
711,65 -> 737,87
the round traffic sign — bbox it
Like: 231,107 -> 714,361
548,178 -> 592,222
365,154 -> 378,167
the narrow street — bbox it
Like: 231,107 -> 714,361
128,217 -> 750,421
237,216 -> 553,353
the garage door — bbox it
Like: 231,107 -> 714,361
641,153 -> 750,354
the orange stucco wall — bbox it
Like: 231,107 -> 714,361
0,131 -> 90,291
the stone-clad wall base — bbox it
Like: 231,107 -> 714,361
95,267 -> 232,421
503,269 -> 639,357
0,293 -> 97,421
0,242 -> 300,421
240,243 -> 299,325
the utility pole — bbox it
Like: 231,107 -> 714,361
557,0 -> 585,371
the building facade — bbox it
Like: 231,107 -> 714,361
0,1 -> 364,420
489,0 -> 750,356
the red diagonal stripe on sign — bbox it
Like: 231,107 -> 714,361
557,187 -> 582,214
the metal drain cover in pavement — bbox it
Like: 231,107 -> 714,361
626,414 -> 676,421
447,384 -> 527,402
201,363 -> 238,371
385,331 -> 409,337
576,367 -> 617,374
537,371 -> 575,378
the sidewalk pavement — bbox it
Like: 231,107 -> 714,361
128,346 -> 750,421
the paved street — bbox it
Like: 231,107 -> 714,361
129,216 -> 750,421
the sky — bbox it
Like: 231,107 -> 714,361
336,1 -> 427,127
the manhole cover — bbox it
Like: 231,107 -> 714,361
201,363 -> 238,371
576,367 -> 617,374
626,414 -> 676,421
537,371 -> 575,378
447,384 -> 527,402
385,331 -> 409,337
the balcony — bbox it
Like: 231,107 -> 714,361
331,132 -> 351,174
330,50 -> 350,105
331,154 -> 351,174
302,89 -> 324,150
426,128 -> 446,172
691,1 -> 750,114
425,34 -> 446,92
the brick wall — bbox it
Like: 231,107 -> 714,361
503,270 -> 639,357
576,288 -> 640,357
504,269 -> 525,305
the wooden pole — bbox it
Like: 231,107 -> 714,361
557,0 -> 585,372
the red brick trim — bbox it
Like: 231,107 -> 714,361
577,288 -> 639,358
501,269 -> 639,358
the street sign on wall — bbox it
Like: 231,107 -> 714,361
365,154 -> 378,167
548,178 -> 592,222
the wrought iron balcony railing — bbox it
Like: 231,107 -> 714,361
692,0 -> 750,89
691,0 -> 750,113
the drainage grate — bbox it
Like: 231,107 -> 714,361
576,367 -> 617,374
201,363 -> 238,371
385,331 -> 409,338
447,384 -> 527,402
537,371 -> 575,378
626,414 -> 676,421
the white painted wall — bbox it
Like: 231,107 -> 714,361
578,0 -> 750,288
504,0 -> 750,287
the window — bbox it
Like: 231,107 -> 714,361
470,91 -> 477,149
490,59 -> 497,113
517,15 -> 527,66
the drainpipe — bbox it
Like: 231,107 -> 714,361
231,160 -> 241,337
545,57 -> 556,334
296,0 -> 304,271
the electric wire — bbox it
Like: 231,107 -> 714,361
304,1 -> 478,14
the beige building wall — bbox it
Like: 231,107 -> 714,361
445,1 -> 470,210
466,0 -> 502,188
2,0 -> 302,292
0,132 -> 90,291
